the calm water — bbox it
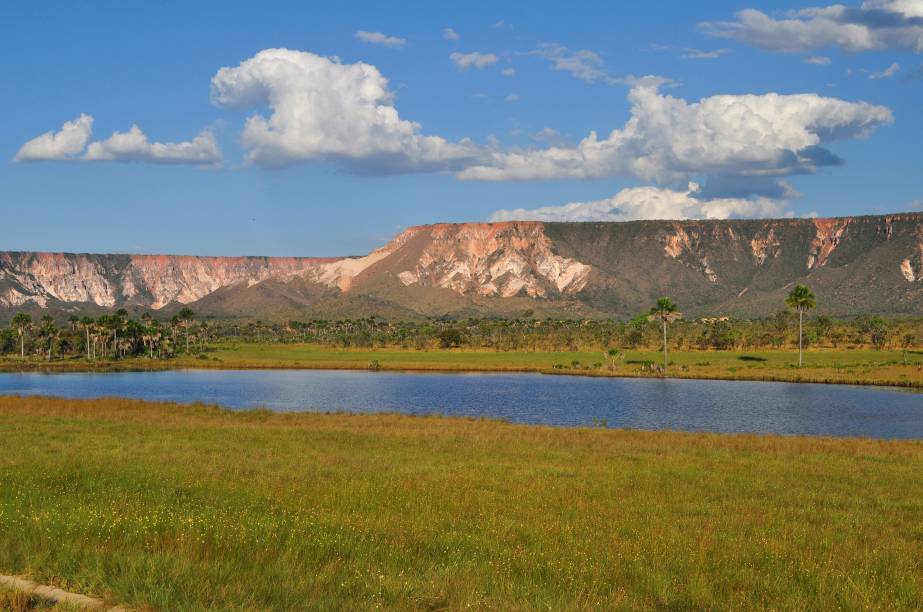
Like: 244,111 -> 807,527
0,370 -> 921,439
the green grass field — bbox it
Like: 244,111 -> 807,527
3,342 -> 923,387
1,396 -> 922,609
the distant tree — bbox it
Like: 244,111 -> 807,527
38,314 -> 59,361
178,307 -> 195,353
901,333 -> 915,364
862,316 -> 890,351
785,284 -> 816,367
80,316 -> 94,359
10,312 -> 32,359
438,328 -> 463,348
648,297 -> 681,376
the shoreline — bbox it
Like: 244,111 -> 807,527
1,343 -> 921,388
2,358 -> 922,389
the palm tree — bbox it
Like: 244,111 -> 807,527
178,307 -> 195,353
648,297 -> 681,376
39,314 -> 59,361
80,316 -> 93,359
785,284 -> 816,367
10,313 -> 32,359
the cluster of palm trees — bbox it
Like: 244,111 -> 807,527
6,307 -> 198,361
651,284 -> 816,375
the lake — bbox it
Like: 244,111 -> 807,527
0,370 -> 921,439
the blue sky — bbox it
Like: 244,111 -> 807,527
2,0 -> 921,256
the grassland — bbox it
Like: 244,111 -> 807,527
1,396 -> 922,609
5,343 -> 920,388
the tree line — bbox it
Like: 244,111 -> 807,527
2,285 -> 919,364
2,307 -> 199,361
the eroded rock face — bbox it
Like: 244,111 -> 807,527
661,224 -> 719,283
393,222 -> 592,297
0,252 -> 336,309
807,218 -> 850,270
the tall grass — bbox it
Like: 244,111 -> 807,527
1,396 -> 922,609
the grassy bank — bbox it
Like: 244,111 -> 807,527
6,343 -> 920,388
1,396 -> 922,609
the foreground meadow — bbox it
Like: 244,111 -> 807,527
1,396 -> 921,610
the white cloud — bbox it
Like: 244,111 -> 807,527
354,31 -> 406,48
869,62 -> 900,78
211,48 -> 479,172
84,125 -> 221,165
680,47 -> 728,59
492,20 -> 507,29
458,81 -> 893,191
450,51 -> 498,70
804,55 -> 833,64
442,28 -> 460,41
653,44 -> 728,60
501,67 -> 516,76
701,2 -> 923,54
15,114 -> 93,161
490,183 -> 788,222
504,94 -> 520,102
530,43 -> 617,83
15,114 -> 220,165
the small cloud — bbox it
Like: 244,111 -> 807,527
471,92 -> 489,99
869,62 -> 899,79
501,67 -> 516,77
450,51 -> 498,70
652,44 -> 727,60
804,55 -> 831,65
442,28 -> 460,41
504,94 -> 520,102
354,30 -> 406,48
531,127 -> 569,146
492,20 -> 506,29
679,47 -> 727,60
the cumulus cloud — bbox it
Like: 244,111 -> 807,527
490,183 -> 788,222
450,51 -> 498,70
457,81 -> 893,198
84,125 -> 221,164
211,48 -> 480,173
354,31 -> 406,48
15,114 -> 221,165
15,114 -> 93,161
804,55 -> 833,64
701,1 -> 923,54
442,28 -> 460,41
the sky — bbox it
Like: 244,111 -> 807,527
2,0 -> 921,256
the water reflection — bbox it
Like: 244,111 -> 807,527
0,370 -> 920,439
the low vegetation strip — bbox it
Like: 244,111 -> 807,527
3,344 -> 922,388
1,396 -> 921,609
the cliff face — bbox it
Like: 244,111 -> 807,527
2,213 -> 922,318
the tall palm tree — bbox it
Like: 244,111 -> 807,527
648,297 -> 681,376
80,316 -> 94,360
786,284 -> 816,367
10,312 -> 32,359
178,307 -> 195,353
